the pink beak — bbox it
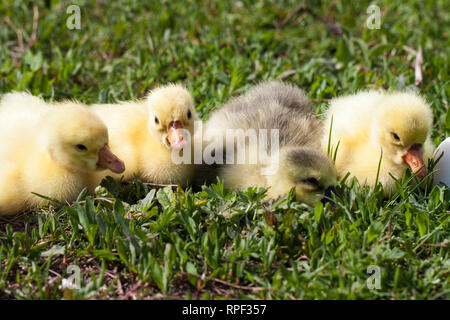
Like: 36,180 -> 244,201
402,143 -> 428,179
96,144 -> 125,173
166,120 -> 187,150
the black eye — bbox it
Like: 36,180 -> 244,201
391,132 -> 400,141
302,177 -> 321,188
155,116 -> 159,124
76,144 -> 88,151
187,110 -> 192,119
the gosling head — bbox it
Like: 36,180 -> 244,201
146,84 -> 199,151
266,147 -> 337,205
372,92 -> 433,179
43,102 -> 125,174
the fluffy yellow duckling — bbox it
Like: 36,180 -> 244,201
198,81 -> 337,205
0,92 -> 125,216
322,90 -> 435,194
88,84 -> 199,189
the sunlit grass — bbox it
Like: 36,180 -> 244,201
0,0 -> 448,299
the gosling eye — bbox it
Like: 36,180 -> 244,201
76,144 -> 88,152
301,177 -> 322,189
154,116 -> 159,125
391,132 -> 401,141
187,110 -> 192,119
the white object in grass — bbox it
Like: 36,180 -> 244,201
433,137 -> 450,187
58,278 -> 78,290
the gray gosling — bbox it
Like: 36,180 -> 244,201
198,81 -> 337,205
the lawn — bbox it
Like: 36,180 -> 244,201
0,0 -> 449,300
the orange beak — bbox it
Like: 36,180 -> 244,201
402,143 -> 428,179
97,144 -> 125,173
166,120 -> 187,150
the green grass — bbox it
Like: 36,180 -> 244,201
0,0 -> 449,299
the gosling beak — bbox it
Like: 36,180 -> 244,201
166,120 -> 187,150
321,186 -> 337,208
97,144 -> 125,173
402,143 -> 428,179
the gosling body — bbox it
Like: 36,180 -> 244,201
199,81 -> 337,205
322,90 -> 434,194
88,84 -> 199,189
0,92 -> 124,215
